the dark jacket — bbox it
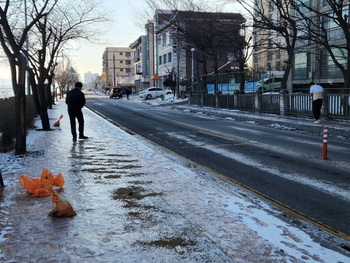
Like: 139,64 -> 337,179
65,88 -> 86,111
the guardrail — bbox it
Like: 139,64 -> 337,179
189,92 -> 350,120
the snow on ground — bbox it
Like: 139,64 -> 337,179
0,97 -> 349,262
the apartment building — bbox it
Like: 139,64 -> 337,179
129,21 -> 155,92
253,1 -> 349,91
102,47 -> 134,91
252,1 -> 289,85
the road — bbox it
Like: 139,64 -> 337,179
86,96 -> 350,242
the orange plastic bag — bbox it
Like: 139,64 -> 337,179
53,114 -> 63,127
19,168 -> 65,197
49,190 -> 76,217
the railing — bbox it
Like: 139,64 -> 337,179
189,92 -> 350,121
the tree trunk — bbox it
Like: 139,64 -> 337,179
239,65 -> 246,93
14,54 -> 27,155
40,106 -> 51,130
46,83 -> 53,109
27,69 -> 51,131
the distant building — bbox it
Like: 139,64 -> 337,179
102,47 -> 134,91
83,71 -> 99,90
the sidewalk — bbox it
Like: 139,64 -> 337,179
0,99 -> 349,262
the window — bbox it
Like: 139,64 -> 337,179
267,50 -> 273,61
120,52 -> 123,55
162,33 -> 167,46
275,61 -> 281,71
297,0 -> 312,14
120,60 -> 124,64
168,53 -> 172,62
276,50 -> 281,60
321,0 -> 328,7
163,54 -> 167,64
126,68 -> 131,73
321,48 -> 347,78
126,60 -> 131,65
159,56 -> 162,65
125,52 -> 131,57
322,11 -> 347,41
294,52 -> 309,79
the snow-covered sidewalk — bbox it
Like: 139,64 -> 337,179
0,99 -> 349,262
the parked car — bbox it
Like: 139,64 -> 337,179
109,88 -> 122,99
139,87 -> 172,100
256,77 -> 283,93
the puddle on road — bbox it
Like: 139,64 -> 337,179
103,174 -> 121,179
138,237 -> 196,249
112,186 -> 161,204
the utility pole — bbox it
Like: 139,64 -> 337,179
113,53 -> 116,88
176,28 -> 180,99
191,48 -> 195,93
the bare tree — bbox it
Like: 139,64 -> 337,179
294,0 -> 350,92
173,11 -> 246,93
54,54 -> 74,99
236,0 -> 299,92
0,0 -> 56,154
25,0 -> 108,131
132,0 -> 228,31
0,0 -> 109,154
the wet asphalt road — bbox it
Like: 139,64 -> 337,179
87,96 -> 350,240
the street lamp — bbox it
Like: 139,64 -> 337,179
191,48 -> 195,93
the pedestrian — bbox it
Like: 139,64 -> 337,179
126,88 -> 131,99
309,82 -> 324,124
65,81 -> 88,141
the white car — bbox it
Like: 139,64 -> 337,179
139,87 -> 172,100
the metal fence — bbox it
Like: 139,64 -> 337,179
189,92 -> 350,120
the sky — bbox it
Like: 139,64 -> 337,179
67,0 -> 243,76
0,0 -> 147,81
0,0 -> 243,82
1,95 -> 350,261
67,0 -> 147,76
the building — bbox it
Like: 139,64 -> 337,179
142,9 -> 246,97
128,10 -> 246,96
102,47 -> 134,92
129,20 -> 156,92
83,71 -> 99,90
252,1 -> 349,91
252,2 -> 289,77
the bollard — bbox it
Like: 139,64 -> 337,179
322,125 -> 328,160
0,170 -> 4,188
